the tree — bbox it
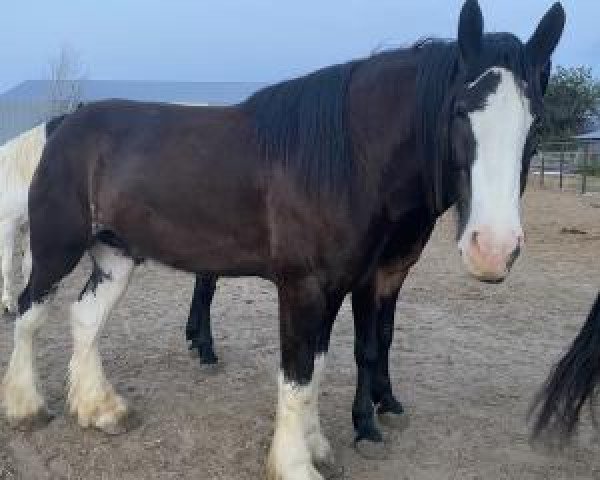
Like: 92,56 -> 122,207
46,45 -> 86,117
541,66 -> 600,141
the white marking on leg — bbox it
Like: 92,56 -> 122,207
0,221 -> 18,313
267,369 -> 325,480
305,354 -> 332,465
21,228 -> 32,286
68,244 -> 133,433
2,302 -> 50,422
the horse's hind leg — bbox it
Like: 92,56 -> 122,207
2,239 -> 85,427
0,219 -> 19,313
68,243 -> 133,434
1,294 -> 52,425
186,274 -> 218,364
21,227 -> 32,290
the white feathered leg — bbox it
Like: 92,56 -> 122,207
67,244 -> 133,434
2,301 -> 51,424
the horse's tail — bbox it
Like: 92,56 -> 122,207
530,291 -> 600,441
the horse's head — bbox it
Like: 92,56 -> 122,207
450,0 -> 564,283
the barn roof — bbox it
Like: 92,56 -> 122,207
0,79 -> 265,144
0,80 -> 264,105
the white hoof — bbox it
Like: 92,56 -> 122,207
308,431 -> 334,466
266,449 -> 323,480
69,385 -> 128,434
2,371 -> 46,426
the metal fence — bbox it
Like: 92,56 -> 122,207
531,140 -> 600,194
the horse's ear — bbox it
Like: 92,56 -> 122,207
458,0 -> 483,67
526,3 -> 565,69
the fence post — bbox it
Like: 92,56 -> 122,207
559,143 -> 564,190
540,152 -> 545,188
581,143 -> 588,195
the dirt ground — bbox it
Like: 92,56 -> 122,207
1,187 -> 599,480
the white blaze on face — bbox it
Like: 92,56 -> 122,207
458,67 -> 533,281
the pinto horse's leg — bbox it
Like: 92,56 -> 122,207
186,274 -> 218,364
2,235 -> 85,427
351,280 -> 382,444
372,287 -> 405,418
0,220 -> 18,313
267,278 -> 339,480
68,243 -> 133,434
1,296 -> 51,425
21,228 -> 32,291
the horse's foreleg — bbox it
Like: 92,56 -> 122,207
68,244 -> 133,434
267,278 -> 336,480
186,274 -> 218,364
372,287 -> 407,425
372,286 -> 402,410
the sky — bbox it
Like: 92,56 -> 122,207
0,0 -> 597,94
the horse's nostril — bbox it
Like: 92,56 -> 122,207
471,231 -> 479,244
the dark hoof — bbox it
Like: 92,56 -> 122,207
376,396 -> 409,430
199,348 -> 218,365
354,422 -> 383,444
10,408 -> 54,431
353,435 -> 390,461
189,340 -> 218,364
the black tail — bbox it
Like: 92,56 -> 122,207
530,292 -> 600,441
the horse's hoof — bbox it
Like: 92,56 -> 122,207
353,436 -> 390,461
9,407 -> 54,431
377,410 -> 410,431
189,341 -> 219,365
199,349 -> 218,365
377,397 -> 409,430
93,408 -> 132,435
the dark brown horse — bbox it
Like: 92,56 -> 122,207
2,1 -> 564,478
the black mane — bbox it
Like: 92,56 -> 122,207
414,33 -> 541,214
243,60 -> 362,198
243,33 -> 544,209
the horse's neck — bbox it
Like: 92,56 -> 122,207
0,124 -> 45,191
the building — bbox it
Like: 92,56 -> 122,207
574,129 -> 600,155
0,79 -> 265,144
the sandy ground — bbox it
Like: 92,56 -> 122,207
1,187 -> 599,480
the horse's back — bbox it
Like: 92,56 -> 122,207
32,99 -> 271,275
